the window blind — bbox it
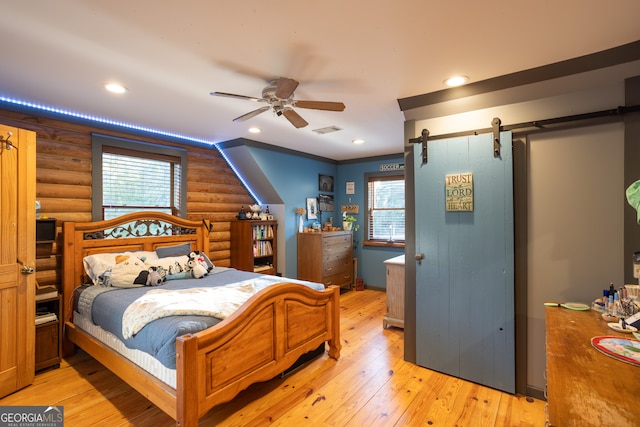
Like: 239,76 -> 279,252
367,176 -> 405,241
102,149 -> 181,219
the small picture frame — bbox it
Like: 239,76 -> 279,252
346,181 -> 355,195
319,174 -> 334,192
319,193 -> 334,212
267,215 -> 274,221
306,197 -> 318,220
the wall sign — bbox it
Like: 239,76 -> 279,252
445,173 -> 473,211
379,162 -> 405,172
346,181 -> 355,194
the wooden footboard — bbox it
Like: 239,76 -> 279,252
176,283 -> 340,427
65,283 -> 340,426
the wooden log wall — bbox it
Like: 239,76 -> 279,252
0,108 -> 254,288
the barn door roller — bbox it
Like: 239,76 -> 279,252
492,117 -> 501,157
409,128 -> 429,163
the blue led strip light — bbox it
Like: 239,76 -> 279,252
0,96 -> 260,202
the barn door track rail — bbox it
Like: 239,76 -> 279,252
409,104 -> 640,164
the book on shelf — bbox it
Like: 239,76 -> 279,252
253,264 -> 273,273
35,312 -> 57,325
252,240 -> 273,257
35,284 -> 58,301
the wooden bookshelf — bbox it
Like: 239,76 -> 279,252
230,220 -> 277,275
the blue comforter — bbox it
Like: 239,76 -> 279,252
75,268 -> 324,369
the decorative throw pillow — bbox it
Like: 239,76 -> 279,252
83,251 -> 158,285
155,243 -> 192,258
109,256 -> 150,288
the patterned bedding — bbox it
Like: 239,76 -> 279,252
74,267 -> 324,368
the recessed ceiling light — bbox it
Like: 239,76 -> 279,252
105,83 -> 128,94
444,75 -> 469,87
248,127 -> 261,133
352,139 -> 365,145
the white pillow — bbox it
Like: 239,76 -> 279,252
83,251 -> 158,285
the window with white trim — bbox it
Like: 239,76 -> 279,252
366,174 -> 405,242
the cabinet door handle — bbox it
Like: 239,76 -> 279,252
21,264 -> 35,274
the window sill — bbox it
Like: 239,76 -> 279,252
363,240 -> 405,248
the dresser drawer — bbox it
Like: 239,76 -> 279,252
322,258 -> 351,276
322,235 -> 351,253
323,270 -> 352,287
322,249 -> 350,264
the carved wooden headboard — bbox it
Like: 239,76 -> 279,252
61,211 -> 210,325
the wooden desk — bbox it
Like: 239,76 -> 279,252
545,307 -> 640,427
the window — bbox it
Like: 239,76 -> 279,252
366,174 -> 405,242
92,134 -> 187,220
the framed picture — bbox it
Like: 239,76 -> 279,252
319,193 -> 334,212
319,174 -> 334,192
306,197 -> 318,220
346,181 -> 355,195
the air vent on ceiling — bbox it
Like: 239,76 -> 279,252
312,125 -> 343,135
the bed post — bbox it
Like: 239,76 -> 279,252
327,286 -> 342,359
176,333 -> 199,427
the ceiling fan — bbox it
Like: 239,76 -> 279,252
210,77 -> 345,129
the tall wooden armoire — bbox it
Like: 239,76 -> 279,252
0,124 -> 36,397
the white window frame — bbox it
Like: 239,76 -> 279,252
365,172 -> 405,243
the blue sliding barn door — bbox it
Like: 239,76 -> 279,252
413,132 -> 515,393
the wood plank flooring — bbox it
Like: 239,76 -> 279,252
0,289 -> 546,426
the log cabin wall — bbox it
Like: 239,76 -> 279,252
0,108 -> 254,288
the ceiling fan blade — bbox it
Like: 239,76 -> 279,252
210,91 -> 266,102
293,100 -> 345,111
282,108 -> 308,128
232,106 -> 270,122
275,77 -> 299,99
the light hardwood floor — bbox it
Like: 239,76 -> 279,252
1,289 -> 546,426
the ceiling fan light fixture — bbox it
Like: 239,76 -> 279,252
213,77 -> 345,129
248,127 -> 261,134
105,83 -> 128,94
444,75 -> 469,87
352,139 -> 365,145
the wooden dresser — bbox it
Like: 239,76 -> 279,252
297,231 -> 353,289
545,307 -> 640,426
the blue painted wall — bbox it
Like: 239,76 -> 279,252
245,146 -> 337,278
336,157 -> 405,288
242,144 -> 404,288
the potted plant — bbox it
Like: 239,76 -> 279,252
342,212 -> 359,231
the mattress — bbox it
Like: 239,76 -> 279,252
73,311 -> 177,388
73,267 -> 325,373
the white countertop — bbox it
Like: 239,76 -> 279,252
384,254 -> 405,265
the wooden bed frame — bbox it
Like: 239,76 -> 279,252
61,212 -> 341,426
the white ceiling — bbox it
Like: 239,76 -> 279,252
1,1 -> 639,160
